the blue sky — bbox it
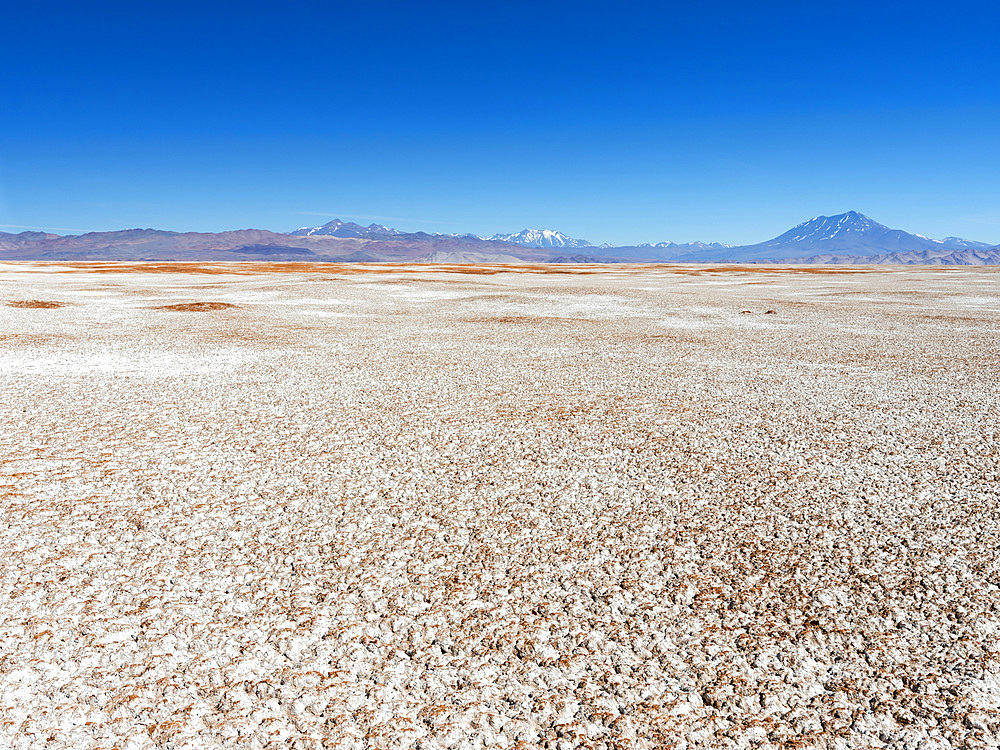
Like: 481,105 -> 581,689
2,1 -> 998,245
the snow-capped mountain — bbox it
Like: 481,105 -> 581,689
290,219 -> 405,239
780,211 -> 887,243
672,211 -> 990,262
488,229 -> 593,249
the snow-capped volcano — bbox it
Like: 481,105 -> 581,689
671,211 -> 992,262
488,229 -> 592,248
749,210 -> 972,257
779,210 -> 886,242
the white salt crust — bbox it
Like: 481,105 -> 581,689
0,262 -> 998,749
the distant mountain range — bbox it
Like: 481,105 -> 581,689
1,211 -> 997,264
0,226 -> 556,264
293,222 -> 597,250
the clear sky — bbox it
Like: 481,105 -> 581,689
2,1 -> 998,246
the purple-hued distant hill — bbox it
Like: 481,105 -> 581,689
2,212 -> 998,264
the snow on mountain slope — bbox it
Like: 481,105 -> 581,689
672,211 -> 993,262
939,236 -> 995,250
290,220 -> 405,239
488,229 -> 592,248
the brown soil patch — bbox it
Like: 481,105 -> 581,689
642,333 -> 705,345
5,260 -> 995,278
0,334 -> 72,345
152,302 -> 239,312
6,300 -> 67,309
461,315 -> 592,325
666,265 -> 879,275
0,260 -> 912,277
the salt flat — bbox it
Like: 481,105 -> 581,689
1,262 -> 998,750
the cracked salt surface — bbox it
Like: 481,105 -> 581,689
1,262 -> 999,749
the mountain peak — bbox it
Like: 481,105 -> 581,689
780,211 -> 888,243
682,210 -> 998,263
290,219 -> 405,239
488,228 -> 592,248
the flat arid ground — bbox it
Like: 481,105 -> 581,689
1,262 -> 998,750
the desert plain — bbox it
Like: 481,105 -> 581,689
1,261 -> 998,750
